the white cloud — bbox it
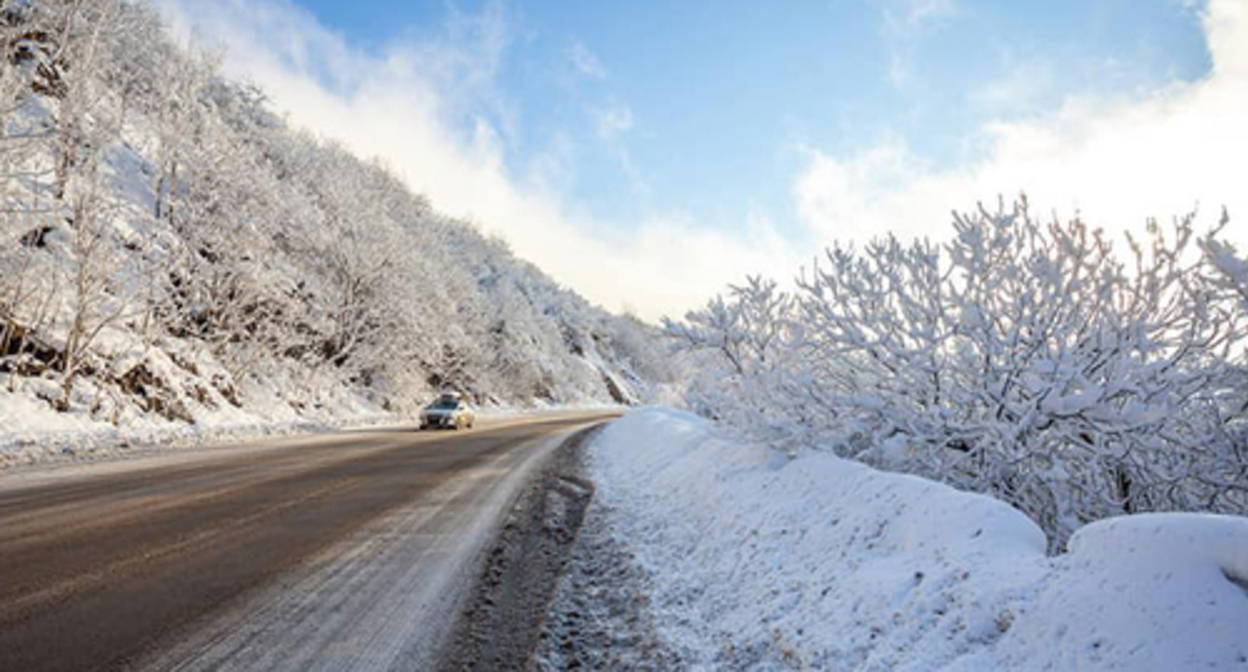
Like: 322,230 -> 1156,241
889,0 -> 957,30
797,0 -> 1248,249
879,0 -> 958,88
568,40 -> 607,80
878,0 -> 958,36
592,104 -> 634,142
968,59 -> 1058,116
155,0 -> 1243,323
156,0 -> 794,321
587,102 -> 650,199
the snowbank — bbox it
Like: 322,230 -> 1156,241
0,383 -> 394,470
0,379 -> 621,470
591,407 -> 1248,670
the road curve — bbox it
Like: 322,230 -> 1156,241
0,412 -> 616,672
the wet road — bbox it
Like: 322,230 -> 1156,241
0,413 -> 615,672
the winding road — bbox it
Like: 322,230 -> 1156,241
0,412 -> 615,672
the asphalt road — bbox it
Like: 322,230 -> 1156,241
0,412 -> 616,672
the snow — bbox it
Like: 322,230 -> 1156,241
0,381 -> 617,470
0,380 -> 388,469
669,203 -> 1248,547
590,407 -> 1248,670
2,3 -> 675,475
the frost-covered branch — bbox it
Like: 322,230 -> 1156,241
675,197 -> 1248,546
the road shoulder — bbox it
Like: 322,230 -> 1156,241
441,424 -> 682,670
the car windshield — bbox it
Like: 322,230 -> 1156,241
430,399 -> 459,410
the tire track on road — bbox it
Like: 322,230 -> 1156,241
0,415 -> 614,672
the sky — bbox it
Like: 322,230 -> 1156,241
155,0 -> 1247,321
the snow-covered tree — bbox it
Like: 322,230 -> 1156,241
672,198 -> 1248,546
0,0 -> 667,431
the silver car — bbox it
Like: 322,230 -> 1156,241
419,393 -> 476,430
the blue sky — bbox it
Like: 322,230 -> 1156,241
292,0 -> 1208,238
162,0 -> 1246,319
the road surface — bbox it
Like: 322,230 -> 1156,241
0,412 -> 615,672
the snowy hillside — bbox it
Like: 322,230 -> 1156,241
0,1 -> 674,465
591,408 -> 1248,670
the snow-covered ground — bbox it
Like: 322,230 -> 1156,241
0,379 -> 615,471
590,407 -> 1248,670
0,375 -> 392,470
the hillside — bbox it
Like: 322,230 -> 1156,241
0,0 -> 673,463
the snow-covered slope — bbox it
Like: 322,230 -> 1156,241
591,407 -> 1248,670
0,1 -> 674,466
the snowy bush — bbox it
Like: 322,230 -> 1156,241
665,275 -> 824,453
670,198 -> 1248,546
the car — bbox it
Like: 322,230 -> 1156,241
419,392 -> 476,430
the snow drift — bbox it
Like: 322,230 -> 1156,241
591,407 -> 1248,670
